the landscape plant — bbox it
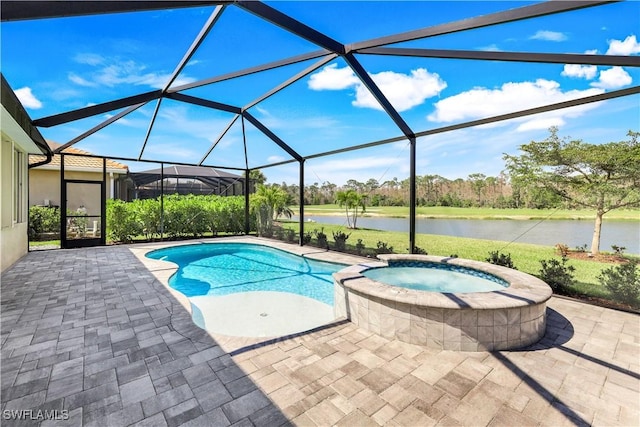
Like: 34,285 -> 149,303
314,228 -> 328,249
28,206 -> 60,239
539,256 -> 576,293
106,199 -> 141,243
598,260 -> 639,306
376,240 -> 394,255
332,230 -> 351,251
486,250 -> 517,269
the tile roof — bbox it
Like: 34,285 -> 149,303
29,141 -> 128,172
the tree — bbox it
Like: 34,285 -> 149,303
468,173 -> 487,206
504,128 -> 640,254
336,189 -> 367,229
253,185 -> 292,236
249,169 -> 266,188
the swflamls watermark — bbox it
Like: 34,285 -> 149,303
2,409 -> 69,421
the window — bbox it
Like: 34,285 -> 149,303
13,148 -> 24,223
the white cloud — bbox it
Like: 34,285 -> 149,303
308,64 -> 360,90
591,66 -> 633,89
479,44 -> 502,52
68,72 -> 97,87
73,53 -> 105,66
427,79 -> 604,131
69,55 -> 196,89
530,30 -> 567,42
606,35 -> 640,55
353,68 -> 447,112
308,65 -> 446,112
561,64 -> 597,80
15,87 -> 43,109
267,155 -> 286,163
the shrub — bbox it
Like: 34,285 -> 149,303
355,238 -> 365,255
574,243 -> 588,253
274,227 -> 284,240
302,231 -> 312,245
539,256 -> 576,292
29,206 -> 60,239
376,241 -> 394,255
285,228 -> 296,243
106,199 -> 141,243
412,246 -> 428,255
598,260 -> 639,306
314,228 -> 328,249
132,198 -> 161,239
332,230 -> 351,251
611,245 -> 627,257
485,250 -> 517,270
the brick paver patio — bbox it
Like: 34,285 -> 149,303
1,241 -> 638,426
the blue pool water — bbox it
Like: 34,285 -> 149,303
146,243 -> 344,305
363,261 -> 509,293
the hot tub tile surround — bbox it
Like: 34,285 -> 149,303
334,254 -> 552,351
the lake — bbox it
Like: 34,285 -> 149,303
293,215 -> 640,254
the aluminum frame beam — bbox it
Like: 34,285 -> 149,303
305,86 -> 639,160
0,1 -> 229,22
33,90 -> 162,127
163,5 -> 227,92
244,54 -> 338,111
357,47 -> 640,67
235,1 -> 345,54
168,50 -> 330,93
54,102 -> 147,153
165,93 -> 242,114
348,1 -> 615,51
343,53 -> 415,138
199,115 -> 240,165
62,151 -> 248,171
242,111 -> 302,162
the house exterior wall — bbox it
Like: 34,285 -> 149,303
1,115 -> 30,272
30,168 -> 123,214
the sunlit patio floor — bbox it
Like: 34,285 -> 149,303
1,238 -> 638,426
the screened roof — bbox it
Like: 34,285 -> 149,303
1,1 -> 638,185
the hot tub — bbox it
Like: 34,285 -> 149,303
333,254 -> 552,351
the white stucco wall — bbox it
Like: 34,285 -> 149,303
1,105 -> 39,272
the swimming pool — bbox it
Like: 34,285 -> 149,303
363,261 -> 508,293
146,242 -> 343,305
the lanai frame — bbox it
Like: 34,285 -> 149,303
3,0 -> 639,251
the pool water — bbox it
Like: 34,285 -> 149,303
363,262 -> 508,293
146,243 -> 343,305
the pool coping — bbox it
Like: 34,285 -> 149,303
129,236 -> 372,352
333,254 -> 553,310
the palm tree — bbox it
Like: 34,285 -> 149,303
336,189 -> 366,229
253,185 -> 292,236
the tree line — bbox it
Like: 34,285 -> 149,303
268,172 -> 563,210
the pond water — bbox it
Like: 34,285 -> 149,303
294,215 -> 640,254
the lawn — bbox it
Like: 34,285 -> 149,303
297,205 -> 640,221
280,220 -> 637,307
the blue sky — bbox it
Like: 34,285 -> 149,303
2,1 -> 639,186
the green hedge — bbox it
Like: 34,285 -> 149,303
106,195 -> 256,243
28,206 -> 60,239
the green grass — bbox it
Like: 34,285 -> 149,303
297,205 -> 640,221
281,220 -> 638,307
29,240 -> 60,246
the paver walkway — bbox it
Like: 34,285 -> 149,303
1,242 -> 638,426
